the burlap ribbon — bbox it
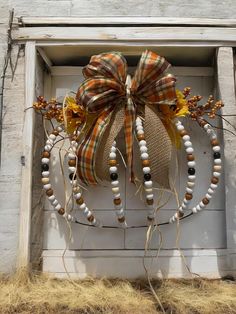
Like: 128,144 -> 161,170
76,50 -> 177,189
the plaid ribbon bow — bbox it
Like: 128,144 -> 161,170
76,50 -> 177,186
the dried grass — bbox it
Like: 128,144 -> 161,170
0,269 -> 236,314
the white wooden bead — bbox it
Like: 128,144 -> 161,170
68,153 -> 76,159
187,181 -> 195,188
199,201 -> 205,208
46,139 -> 54,146
174,212 -> 179,219
187,161 -> 195,167
71,140 -> 78,147
109,166 -> 118,173
42,171 -> 50,177
83,207 -> 89,215
113,141 -> 116,146
43,184 -> 51,190
137,129 -> 144,135
42,158 -> 50,164
114,193 -> 121,199
110,146 -> 116,153
210,133 -> 217,139
213,146 -> 220,152
109,152 -> 116,159
175,119 -> 181,125
136,125 -> 143,131
182,203 -> 187,209
74,193 -> 82,200
213,165 -> 221,171
145,188 -> 153,194
184,141 -> 192,148
186,187 -> 193,194
177,124 -> 184,131
56,126 -> 63,132
139,140 -> 147,147
144,180 -> 153,188
48,195 -> 56,202
188,175 -> 196,181
44,145 -> 52,151
52,199 -> 58,206
63,213 -> 68,219
196,204 -> 201,211
140,146 -> 148,153
192,207 -> 197,213
203,124 -> 210,130
69,167 -> 76,173
112,187 -> 120,193
116,209 -> 124,217
147,204 -> 154,210
183,198 -> 189,205
111,180 -> 119,187
141,152 -> 149,160
206,193 -> 212,199
143,167 -> 150,174
55,204 -> 61,210
178,207 -> 183,212
70,180 -> 77,187
210,183 -> 218,190
79,203 -> 86,210
207,188 -> 214,195
146,194 -> 154,200
182,135 -> 190,141
67,214 -> 73,222
213,172 -> 221,178
186,147 -> 194,154
214,159 -> 222,165
49,134 -> 56,141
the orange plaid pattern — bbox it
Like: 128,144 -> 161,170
76,50 -> 176,185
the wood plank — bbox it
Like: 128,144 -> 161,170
43,210 -> 226,250
51,66 -> 214,77
216,47 -> 236,250
19,17 -> 236,27
18,41 -> 36,269
42,248 -> 235,278
13,27 -> 236,45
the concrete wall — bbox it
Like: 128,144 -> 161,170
0,0 -> 236,272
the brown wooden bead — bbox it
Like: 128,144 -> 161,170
142,160 -> 150,167
42,151 -> 50,158
177,211 -> 184,218
52,130 -> 59,136
137,134 -> 145,141
46,189 -> 53,196
202,198 -> 210,205
179,130 -> 188,137
146,198 -> 154,205
211,139 -> 219,146
114,198 -> 121,205
87,215 -> 95,222
199,119 -> 207,127
147,216 -> 154,221
118,216 -> 125,223
211,177 -> 219,184
187,154 -> 195,161
109,159 -> 117,166
57,207 -> 65,215
76,197 -> 84,205
185,193 -> 193,200
68,159 -> 76,167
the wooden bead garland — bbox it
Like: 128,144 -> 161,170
68,136 -> 100,227
191,119 -> 221,214
109,141 -> 127,226
135,117 -> 155,221
169,119 -> 196,223
41,125 -> 71,220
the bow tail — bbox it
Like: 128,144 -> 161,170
77,106 -> 114,185
124,99 -> 135,183
144,105 -> 172,189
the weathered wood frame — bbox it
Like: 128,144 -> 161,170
17,22 -> 236,273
